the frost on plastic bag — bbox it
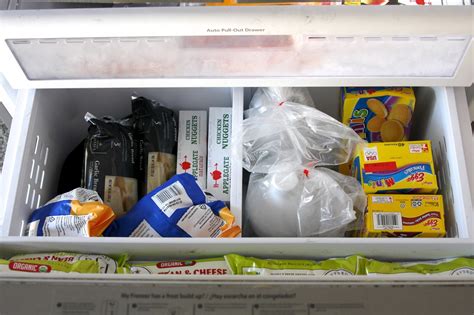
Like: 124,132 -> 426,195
240,102 -> 364,174
245,167 -> 365,237
249,87 -> 315,110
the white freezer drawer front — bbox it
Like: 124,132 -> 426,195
0,276 -> 473,315
0,6 -> 473,88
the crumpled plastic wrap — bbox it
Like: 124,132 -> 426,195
249,87 -> 315,110
239,101 -> 365,174
240,88 -> 367,237
245,167 -> 366,237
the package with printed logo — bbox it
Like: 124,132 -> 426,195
176,111 -> 207,188
122,257 -> 230,275
365,257 -> 474,276
225,254 -> 366,276
4,252 -> 127,274
132,96 -> 177,197
104,173 -> 241,238
0,258 -> 99,274
352,141 -> 438,194
25,188 -> 116,237
341,87 -> 416,143
83,113 -> 138,215
207,107 -> 232,202
362,194 -> 445,237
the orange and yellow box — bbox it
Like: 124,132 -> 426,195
362,194 -> 446,237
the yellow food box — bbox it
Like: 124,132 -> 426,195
362,194 -> 446,237
352,141 -> 438,194
341,87 -> 416,143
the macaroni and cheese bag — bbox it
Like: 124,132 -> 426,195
365,257 -> 474,276
124,257 -> 230,275
225,254 -> 365,276
26,188 -> 116,237
10,252 -> 127,273
1,252 -> 128,274
0,258 -> 99,274
104,173 -> 241,238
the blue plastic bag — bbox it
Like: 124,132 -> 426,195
26,188 -> 116,237
104,173 -> 240,238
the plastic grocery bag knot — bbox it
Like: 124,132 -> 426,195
303,169 -> 309,177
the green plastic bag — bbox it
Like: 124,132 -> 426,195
365,257 -> 474,276
0,258 -> 99,274
225,254 -> 365,276
125,257 -> 230,275
8,252 -> 128,274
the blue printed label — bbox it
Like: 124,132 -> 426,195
363,163 -> 433,189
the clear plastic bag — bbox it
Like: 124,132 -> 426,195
298,168 -> 366,237
239,101 -> 365,174
248,87 -> 315,110
245,167 -> 365,237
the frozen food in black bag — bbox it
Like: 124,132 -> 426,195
132,96 -> 177,196
83,113 -> 138,216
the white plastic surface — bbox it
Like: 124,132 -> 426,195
0,275 -> 473,315
0,6 -> 472,88
0,89 -> 34,233
0,74 -> 14,234
0,73 -> 15,122
0,86 -> 472,263
7,35 -> 470,81
458,85 -> 474,237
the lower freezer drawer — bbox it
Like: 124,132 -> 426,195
0,86 -> 472,264
0,275 -> 473,315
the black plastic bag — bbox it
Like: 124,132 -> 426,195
83,113 -> 138,216
132,96 -> 177,196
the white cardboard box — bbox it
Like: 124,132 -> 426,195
176,110 -> 207,188
207,107 -> 232,202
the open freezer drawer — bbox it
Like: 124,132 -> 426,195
0,85 -> 473,265
0,5 -> 473,294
